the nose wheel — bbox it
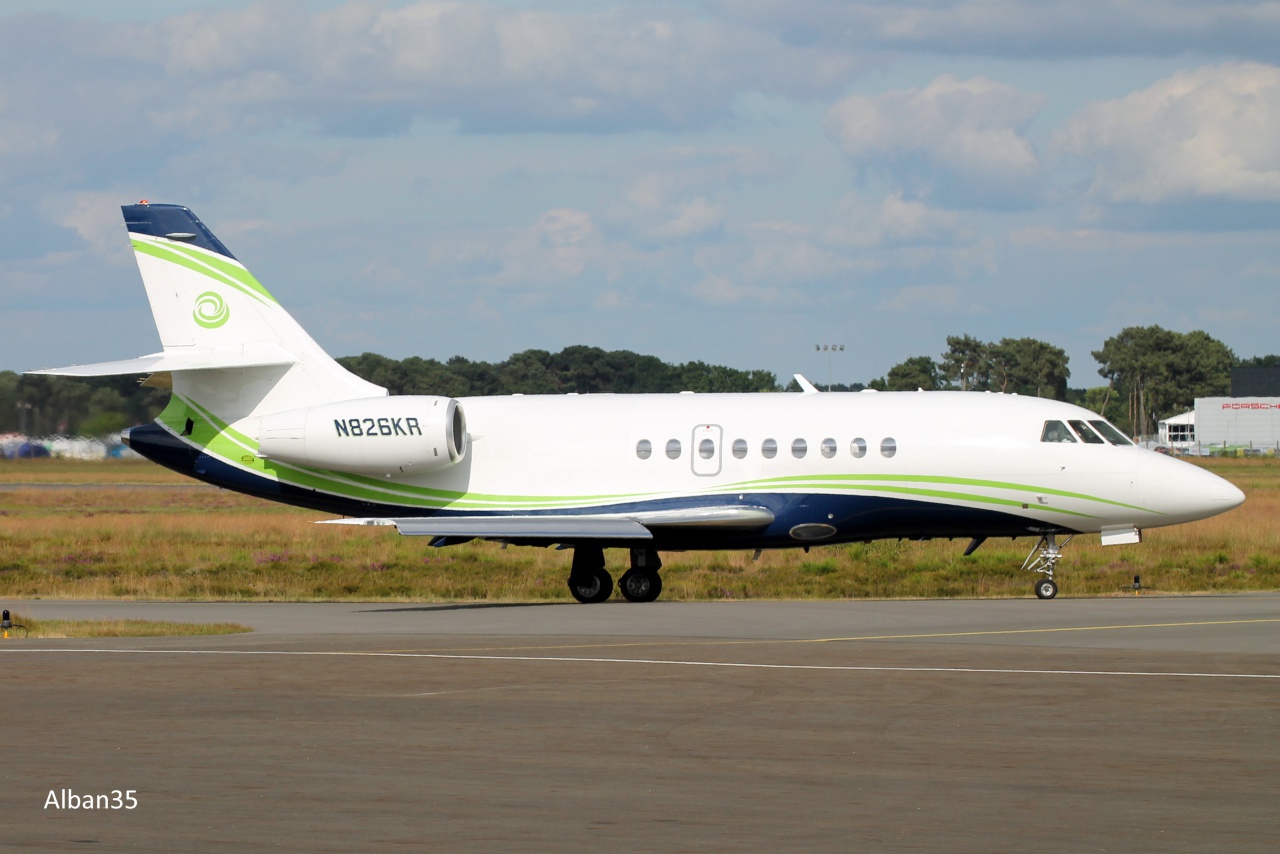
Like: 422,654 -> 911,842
1034,578 -> 1058,600
1022,534 -> 1072,600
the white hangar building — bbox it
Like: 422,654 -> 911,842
1159,398 -> 1280,451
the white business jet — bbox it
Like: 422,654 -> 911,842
32,204 -> 1245,602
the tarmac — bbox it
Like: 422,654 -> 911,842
1,594 -> 1277,852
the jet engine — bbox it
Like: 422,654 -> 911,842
257,396 -> 467,476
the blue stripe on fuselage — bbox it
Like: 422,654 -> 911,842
125,422 -> 1074,548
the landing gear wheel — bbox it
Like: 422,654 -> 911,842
568,566 -> 613,604
1034,578 -> 1058,600
619,569 -> 662,603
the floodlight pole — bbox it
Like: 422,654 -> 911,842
814,343 -> 845,392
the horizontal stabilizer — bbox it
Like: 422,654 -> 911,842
320,505 -> 775,541
29,343 -> 298,377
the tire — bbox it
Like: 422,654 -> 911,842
568,566 -> 613,604
620,569 -> 662,603
1034,578 -> 1058,600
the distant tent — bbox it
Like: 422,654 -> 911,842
12,441 -> 50,459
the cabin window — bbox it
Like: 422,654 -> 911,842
732,439 -> 748,459
1041,421 -> 1077,443
761,438 -> 778,459
850,437 -> 867,458
1068,420 -> 1105,444
792,438 -> 807,459
821,438 -> 837,458
636,439 -> 652,460
666,439 -> 682,459
698,438 -> 715,459
880,437 -> 897,458
1089,420 -> 1133,445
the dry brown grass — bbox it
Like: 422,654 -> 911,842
0,458 -> 188,484
2,612 -> 251,638
0,457 -> 1275,601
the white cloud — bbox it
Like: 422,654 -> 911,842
690,273 -> 779,306
735,239 -> 857,284
828,191 -> 963,248
129,1 -> 863,133
1010,226 -> 1209,250
40,191 -> 131,259
877,284 -> 984,315
649,197 -> 726,240
718,2 -> 1280,61
1243,261 -> 1280,279
427,208 -> 633,289
824,75 -> 1044,207
603,146 -> 778,243
1054,62 -> 1280,203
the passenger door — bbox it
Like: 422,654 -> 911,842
691,424 -> 722,476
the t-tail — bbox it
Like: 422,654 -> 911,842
30,203 -> 404,487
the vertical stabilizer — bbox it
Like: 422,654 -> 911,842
119,203 -> 384,422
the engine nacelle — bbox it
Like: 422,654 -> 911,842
257,396 -> 467,476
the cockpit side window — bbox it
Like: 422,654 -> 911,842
1041,420 -> 1077,443
1089,420 -> 1133,445
1068,420 -> 1106,444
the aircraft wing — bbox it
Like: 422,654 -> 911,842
321,505 -> 775,540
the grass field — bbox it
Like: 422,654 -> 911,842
1,457 -> 1276,602
1,613 -> 252,639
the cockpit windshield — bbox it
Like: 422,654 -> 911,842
1041,421 -> 1077,443
1089,420 -> 1133,445
1068,420 -> 1105,444
1041,418 -> 1133,445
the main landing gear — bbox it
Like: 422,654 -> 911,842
567,545 -> 612,604
566,547 -> 663,604
1021,533 -> 1074,599
619,549 -> 662,603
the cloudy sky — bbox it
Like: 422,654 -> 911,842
2,1 -> 1279,389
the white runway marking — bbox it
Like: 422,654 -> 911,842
3,647 -> 1279,680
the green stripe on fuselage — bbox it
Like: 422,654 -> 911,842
731,473 -> 1149,514
158,396 -> 1118,520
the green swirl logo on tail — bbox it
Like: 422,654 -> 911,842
193,291 -> 230,328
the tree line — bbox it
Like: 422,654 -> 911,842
0,347 -> 779,437
870,327 -> 1272,436
1,328 -> 1273,438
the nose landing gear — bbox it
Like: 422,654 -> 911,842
1022,534 -> 1073,599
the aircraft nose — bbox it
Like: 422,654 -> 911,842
1204,473 -> 1246,508
1137,452 -> 1244,524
